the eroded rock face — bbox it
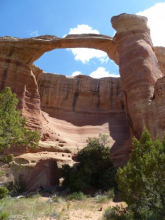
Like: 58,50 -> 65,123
33,66 -> 124,114
32,66 -> 130,167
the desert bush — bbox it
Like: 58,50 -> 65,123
6,174 -> 26,195
95,194 -> 109,203
104,188 -> 115,199
103,205 -> 133,220
66,192 -> 87,201
0,187 -> 9,199
94,189 -> 114,203
103,205 -> 162,220
0,154 -> 13,163
61,134 -> 116,193
52,196 -> 64,203
0,211 -> 10,220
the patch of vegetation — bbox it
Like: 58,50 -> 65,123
52,196 -> 64,203
6,174 -> 26,196
0,154 -> 13,163
0,211 -> 10,220
0,171 -> 4,177
94,189 -> 114,203
0,196 -> 58,219
66,192 -> 87,201
61,134 -> 116,193
103,205 -> 162,220
103,205 -> 133,220
116,128 -> 165,219
0,187 -> 9,199
0,87 -> 40,152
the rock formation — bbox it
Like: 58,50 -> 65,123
111,13 -> 163,139
0,13 -> 165,190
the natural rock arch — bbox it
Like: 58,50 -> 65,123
0,13 -> 165,168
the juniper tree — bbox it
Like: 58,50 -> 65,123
0,87 -> 40,152
116,128 -> 165,219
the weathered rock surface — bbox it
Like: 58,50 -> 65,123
33,66 -> 130,164
1,13 -> 165,190
154,46 -> 165,75
111,13 -> 163,139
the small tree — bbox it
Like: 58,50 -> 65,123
61,134 -> 116,192
0,87 -> 40,152
116,128 -> 165,219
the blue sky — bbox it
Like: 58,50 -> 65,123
1,0 -> 165,78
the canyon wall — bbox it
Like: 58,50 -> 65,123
33,66 -> 130,165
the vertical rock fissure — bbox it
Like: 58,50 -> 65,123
72,78 -> 80,112
97,80 -> 100,108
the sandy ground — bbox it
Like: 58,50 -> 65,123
67,200 -> 121,220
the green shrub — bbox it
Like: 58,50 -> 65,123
66,192 -> 87,201
103,205 -> 162,220
6,174 -> 26,195
104,188 -> 115,199
0,211 -> 10,220
116,128 -> 165,219
0,171 -> 4,177
94,189 -> 114,203
1,154 -> 13,163
0,187 -> 9,199
95,194 -> 108,203
103,205 -> 133,220
52,196 -> 64,203
61,134 -> 116,193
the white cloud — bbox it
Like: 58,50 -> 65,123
137,2 -> 165,46
68,24 -> 99,35
67,24 -> 108,63
100,57 -> 109,64
72,71 -> 82,76
70,48 -> 107,63
30,30 -> 39,37
89,67 -> 119,79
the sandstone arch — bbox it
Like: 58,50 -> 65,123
0,34 -> 119,131
0,13 -> 165,169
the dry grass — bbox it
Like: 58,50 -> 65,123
0,194 -> 123,220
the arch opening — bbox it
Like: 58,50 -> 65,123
34,48 -> 119,79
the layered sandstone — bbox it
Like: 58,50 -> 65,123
35,66 -> 130,157
111,13 -> 163,139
